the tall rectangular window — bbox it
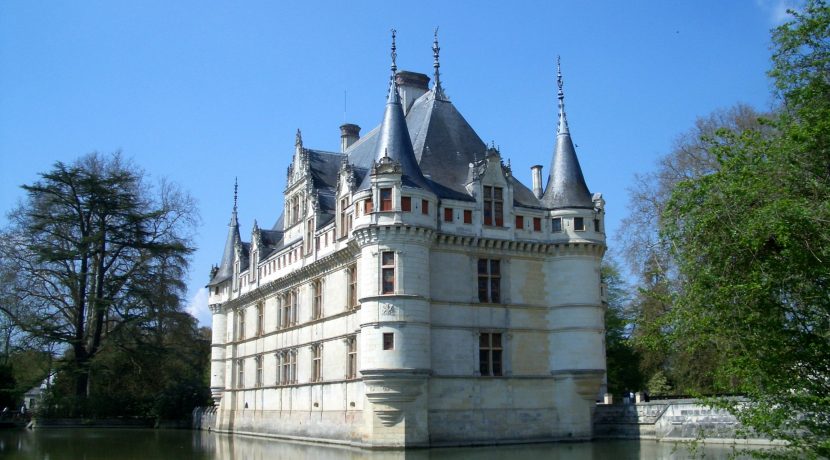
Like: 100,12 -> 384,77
346,336 -> 357,379
421,199 -> 429,215
380,188 -> 393,211
444,207 -> 454,222
255,355 -> 263,387
256,302 -> 264,336
515,215 -> 524,229
401,196 -> 412,212
464,209 -> 472,224
477,259 -> 501,303
347,264 -> 358,310
311,344 -> 322,382
236,359 -> 245,388
533,217 -> 542,232
483,186 -> 504,226
383,332 -> 394,350
594,218 -> 601,232
364,198 -> 373,214
479,332 -> 503,376
312,279 -> 323,320
292,196 -> 300,225
339,196 -> 350,238
574,216 -> 585,231
552,217 -> 562,233
237,308 -> 246,340
381,251 -> 395,294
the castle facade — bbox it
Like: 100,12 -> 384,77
206,34 -> 607,448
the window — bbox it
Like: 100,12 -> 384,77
381,251 -> 395,294
311,344 -> 322,382
339,197 -> 350,238
444,207 -> 453,222
347,264 -> 358,310
401,196 -> 411,212
312,279 -> 323,320
533,217 -> 541,232
477,259 -> 501,303
515,215 -> 524,229
364,198 -> 373,214
483,186 -> 504,226
479,332 -> 503,376
383,332 -> 394,350
292,196 -> 300,225
280,290 -> 297,328
255,355 -> 263,387
464,209 -> 472,224
380,188 -> 393,211
346,336 -> 357,379
552,217 -> 562,233
594,218 -> 601,232
236,359 -> 245,388
574,217 -> 585,231
421,199 -> 429,215
306,219 -> 314,253
237,308 -> 246,340
278,350 -> 297,385
256,302 -> 264,336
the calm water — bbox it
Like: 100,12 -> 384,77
0,428 -> 757,459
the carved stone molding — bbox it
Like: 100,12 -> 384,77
361,369 -> 428,427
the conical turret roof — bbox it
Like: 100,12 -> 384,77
541,59 -> 593,209
208,183 -> 242,286
358,35 -> 430,192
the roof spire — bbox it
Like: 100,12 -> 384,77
232,177 -> 238,223
541,57 -> 592,209
210,178 -> 242,286
432,27 -> 447,100
556,56 -> 569,135
295,128 -> 303,147
390,28 -> 398,79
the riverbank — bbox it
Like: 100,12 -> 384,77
593,399 -> 782,446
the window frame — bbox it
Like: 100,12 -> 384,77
533,217 -> 542,232
515,215 -> 524,229
312,278 -> 323,320
483,186 -> 504,227
347,264 -> 358,310
311,343 -> 323,382
256,302 -> 264,336
463,209 -> 472,224
574,216 -> 585,231
255,354 -> 263,388
479,332 -> 503,377
380,188 -> 393,211
383,332 -> 394,350
381,251 -> 395,295
421,199 -> 429,215
552,217 -> 563,233
237,308 -> 246,341
401,196 -> 412,212
444,207 -> 454,222
477,259 -> 501,303
346,336 -> 358,380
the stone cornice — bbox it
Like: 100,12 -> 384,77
219,241 -> 359,312
353,225 -> 436,247
434,233 -> 605,257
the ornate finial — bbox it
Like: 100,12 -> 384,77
432,27 -> 446,100
295,128 -> 303,147
384,147 -> 389,159
233,177 -> 238,215
390,28 -> 398,77
556,56 -> 570,135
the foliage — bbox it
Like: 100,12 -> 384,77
658,1 -> 830,456
601,259 -> 644,397
0,152 -> 202,417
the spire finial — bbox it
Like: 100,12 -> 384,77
390,28 -> 398,78
295,128 -> 303,147
556,56 -> 569,135
233,177 -> 238,215
432,27 -> 447,100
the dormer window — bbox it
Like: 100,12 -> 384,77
380,188 -> 393,211
483,186 -> 504,227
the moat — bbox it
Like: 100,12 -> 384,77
0,428 -> 758,459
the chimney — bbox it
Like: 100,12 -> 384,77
395,71 -> 430,115
531,165 -> 543,198
340,123 -> 360,152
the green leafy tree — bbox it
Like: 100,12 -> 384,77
601,259 -> 644,397
661,1 -> 830,455
0,153 -> 198,413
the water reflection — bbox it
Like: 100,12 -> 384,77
0,428 -> 753,460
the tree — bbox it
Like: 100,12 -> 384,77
660,1 -> 830,455
0,153 -> 197,411
601,259 -> 644,397
619,104 -> 770,395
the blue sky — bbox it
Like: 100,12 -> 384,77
0,1 -> 795,326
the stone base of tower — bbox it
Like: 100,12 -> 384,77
361,369 -> 430,448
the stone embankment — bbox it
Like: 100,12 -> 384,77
593,399 -> 776,445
